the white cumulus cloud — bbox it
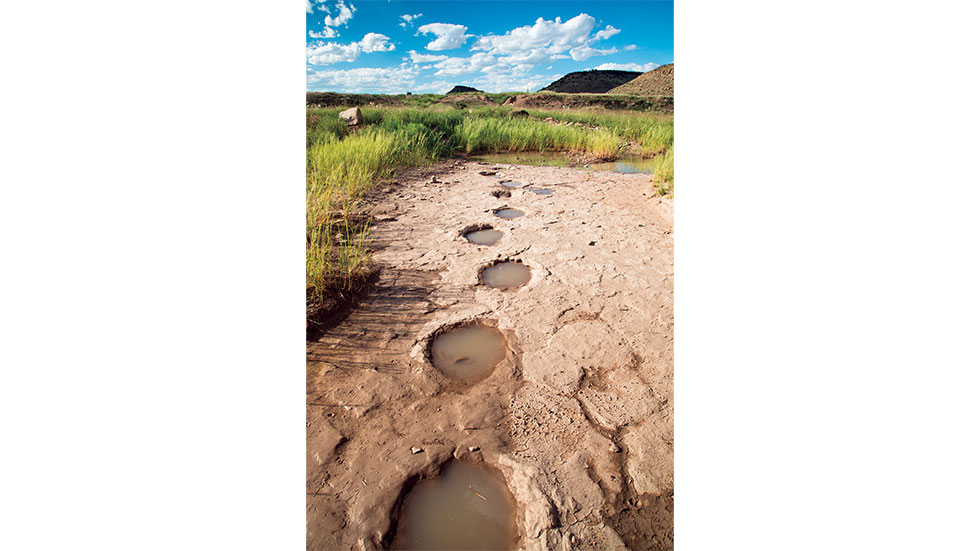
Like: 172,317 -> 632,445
399,13 -> 423,28
308,0 -> 356,39
306,33 -> 394,65
417,23 -> 473,51
593,62 -> 659,72
406,50 -> 449,64
462,70 -> 560,94
320,0 -> 355,25
309,28 -> 337,39
431,52 -> 499,76
359,32 -> 395,53
307,65 -> 419,93
594,25 -> 621,41
568,44 -> 617,61
471,14 -> 596,56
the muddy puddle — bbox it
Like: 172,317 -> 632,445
529,188 -> 552,195
391,461 -> 519,550
471,151 -> 658,174
464,228 -> 503,246
480,261 -> 531,289
429,324 -> 507,383
499,181 -> 523,188
494,208 -> 524,219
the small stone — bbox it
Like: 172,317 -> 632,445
411,446 -> 423,454
609,443 -> 620,453
468,446 -> 480,452
589,241 -> 596,246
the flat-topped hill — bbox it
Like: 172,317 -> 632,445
540,70 -> 642,93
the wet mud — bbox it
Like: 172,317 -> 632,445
308,159 -> 673,550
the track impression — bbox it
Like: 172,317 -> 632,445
307,158 -> 674,551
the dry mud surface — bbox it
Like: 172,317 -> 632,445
307,159 -> 674,550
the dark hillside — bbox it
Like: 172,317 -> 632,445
540,70 -> 641,93
446,85 -> 483,94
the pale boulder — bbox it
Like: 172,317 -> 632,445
339,106 -> 363,126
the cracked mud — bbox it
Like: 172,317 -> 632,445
307,159 -> 673,550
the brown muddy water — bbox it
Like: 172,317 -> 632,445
494,208 -> 524,219
471,151 -> 658,174
464,228 -> 503,246
429,324 -> 507,383
480,261 -> 531,289
391,461 -> 519,551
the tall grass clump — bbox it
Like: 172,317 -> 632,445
458,117 -> 622,158
520,109 -> 673,155
651,145 -> 674,196
307,108 -> 349,147
307,124 -> 445,304
638,123 -> 673,155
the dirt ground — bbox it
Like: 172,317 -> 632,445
307,159 -> 674,550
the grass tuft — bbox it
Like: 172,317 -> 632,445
651,145 -> 674,196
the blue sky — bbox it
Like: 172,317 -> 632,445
306,0 -> 673,94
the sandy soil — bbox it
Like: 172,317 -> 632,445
307,159 -> 674,550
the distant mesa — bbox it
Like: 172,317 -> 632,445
540,70 -> 643,94
446,85 -> 484,94
608,63 -> 674,96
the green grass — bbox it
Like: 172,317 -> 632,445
518,108 -> 674,155
307,123 -> 447,301
306,105 -> 673,313
652,144 -> 674,196
457,117 -> 622,157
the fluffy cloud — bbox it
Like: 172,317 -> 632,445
568,45 -> 617,61
594,25 -> 621,41
309,28 -> 337,39
417,23 -> 473,51
417,15 -> 618,77
406,50 -> 449,64
306,33 -> 394,65
308,1 -> 355,39
623,44 -> 638,51
593,62 -> 659,72
469,14 -> 621,63
431,52 -> 499,76
306,10 -> 635,93
320,0 -> 355,25
359,32 -> 395,53
399,13 -> 423,28
461,70 -> 560,94
307,65 -> 419,93
471,14 -> 596,56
